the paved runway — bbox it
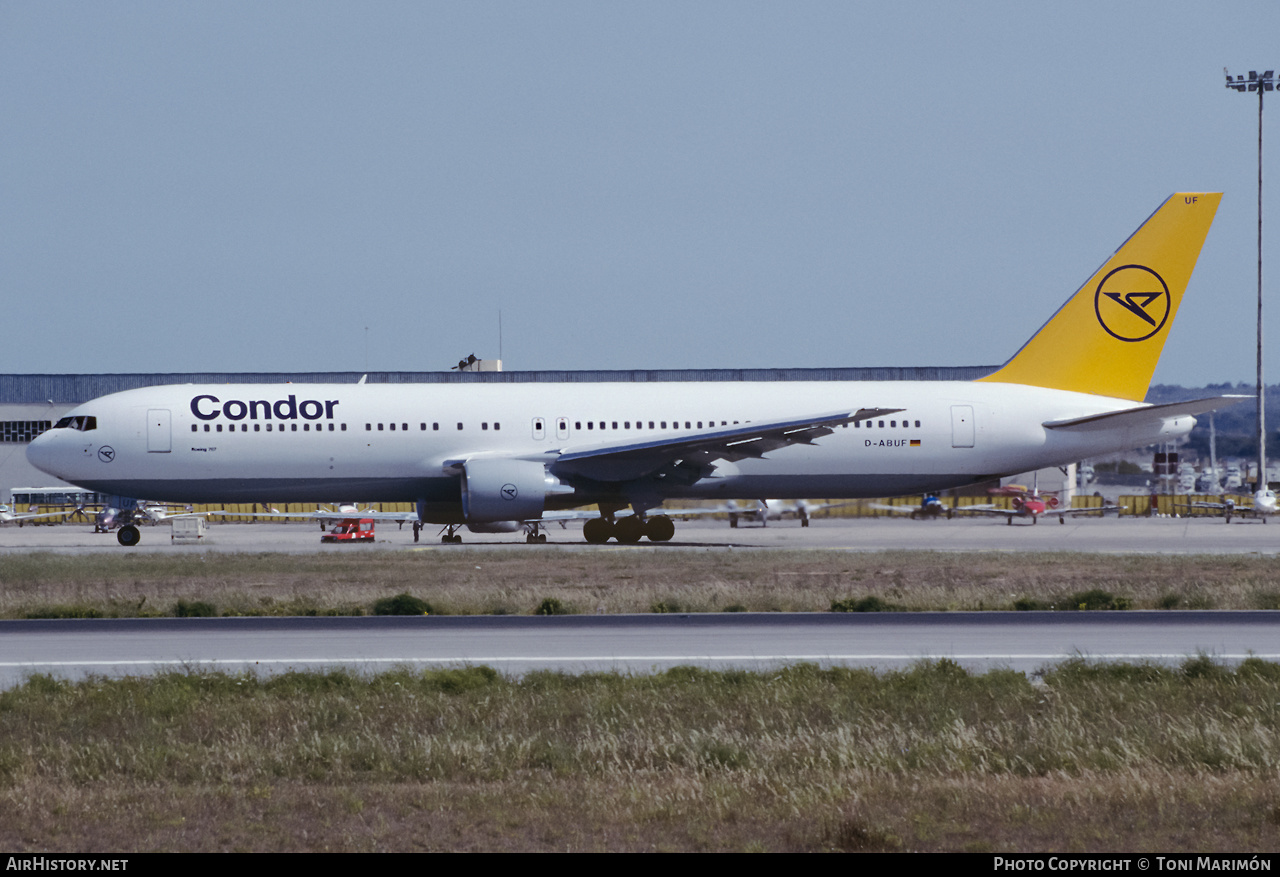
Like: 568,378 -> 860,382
1,514 -> 1278,555
3,612 -> 1277,687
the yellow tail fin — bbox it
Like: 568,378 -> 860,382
977,192 -> 1221,401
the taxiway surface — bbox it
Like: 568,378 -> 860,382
1,515 -> 1278,555
3,612 -> 1278,687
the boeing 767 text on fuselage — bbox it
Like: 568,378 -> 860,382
28,193 -> 1246,545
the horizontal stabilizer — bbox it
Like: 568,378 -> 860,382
1042,395 -> 1250,432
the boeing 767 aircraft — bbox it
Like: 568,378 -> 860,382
28,193 -> 1245,545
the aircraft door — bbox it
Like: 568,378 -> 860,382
950,405 -> 974,448
147,409 -> 171,453
556,417 -> 569,440
532,418 -> 546,440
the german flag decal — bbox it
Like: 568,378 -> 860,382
910,439 -> 921,447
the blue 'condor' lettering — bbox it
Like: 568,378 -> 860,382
190,394 -> 340,422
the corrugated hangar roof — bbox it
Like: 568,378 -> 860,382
1,367 -> 1000,405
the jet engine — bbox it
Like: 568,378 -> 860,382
461,458 -> 571,523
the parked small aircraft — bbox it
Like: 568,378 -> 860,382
1178,489 -> 1278,523
96,503 -> 216,544
964,484 -> 1117,525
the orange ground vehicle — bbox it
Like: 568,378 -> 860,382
320,518 -> 375,543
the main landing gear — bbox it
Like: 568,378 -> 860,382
439,524 -> 463,544
117,525 -> 141,547
583,514 -> 675,544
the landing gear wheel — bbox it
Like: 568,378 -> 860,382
117,525 -> 141,547
645,515 -> 675,542
583,518 -> 614,544
1058,515 -> 1065,525
614,517 -> 645,543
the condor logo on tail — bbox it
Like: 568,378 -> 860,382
1094,265 -> 1170,342
976,192 -> 1220,402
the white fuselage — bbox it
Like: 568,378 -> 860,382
27,380 -> 1193,524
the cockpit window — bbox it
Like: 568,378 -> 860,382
53,415 -> 96,431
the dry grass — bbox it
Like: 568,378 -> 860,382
1,660 -> 1278,851
2,549 -> 1279,617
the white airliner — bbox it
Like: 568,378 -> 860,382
28,193 -> 1247,546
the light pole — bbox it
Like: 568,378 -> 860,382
1225,68 -> 1274,492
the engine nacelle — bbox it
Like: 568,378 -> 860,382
461,458 -> 567,523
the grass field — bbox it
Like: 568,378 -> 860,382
2,660 -> 1277,852
3,549 -> 1280,617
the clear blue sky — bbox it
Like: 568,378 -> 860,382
3,1 -> 1278,387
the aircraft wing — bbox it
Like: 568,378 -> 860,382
1042,396 -> 1250,432
1,509 -> 72,523
1053,505 -> 1120,517
868,503 -> 918,514
959,505 -> 1020,518
550,407 -> 903,483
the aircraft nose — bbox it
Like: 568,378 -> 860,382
26,430 -> 61,476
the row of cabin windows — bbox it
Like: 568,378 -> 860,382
193,423 -> 347,433
191,417 -> 923,435
365,422 -> 498,431
576,420 -> 734,430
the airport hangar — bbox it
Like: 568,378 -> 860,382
0,366 -> 1007,504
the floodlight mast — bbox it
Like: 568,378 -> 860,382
1225,68 -> 1274,492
